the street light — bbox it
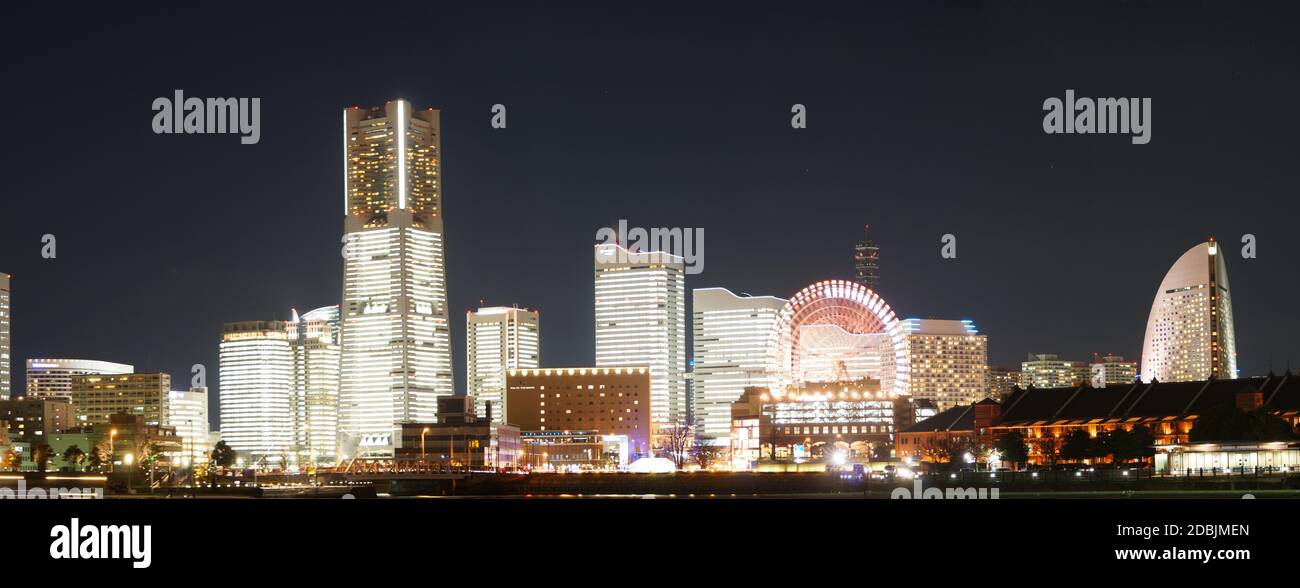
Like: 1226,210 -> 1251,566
108,429 -> 118,473
421,427 -> 431,460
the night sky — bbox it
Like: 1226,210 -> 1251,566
2,3 -> 1298,428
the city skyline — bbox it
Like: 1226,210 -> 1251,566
5,8 -> 1300,577
3,5 -> 1299,430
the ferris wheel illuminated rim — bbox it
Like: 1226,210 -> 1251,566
767,279 -> 910,395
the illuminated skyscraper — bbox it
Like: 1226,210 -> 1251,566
1141,239 -> 1238,383
903,319 -> 988,410
167,387 -> 210,464
219,320 -> 292,465
291,306 -> 341,466
467,306 -> 539,423
339,100 -> 453,456
26,359 -> 134,400
691,288 -> 785,440
853,225 -> 880,291
0,273 -> 9,400
594,243 -> 687,432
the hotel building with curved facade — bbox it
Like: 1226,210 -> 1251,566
26,358 -> 135,399
1140,239 -> 1238,383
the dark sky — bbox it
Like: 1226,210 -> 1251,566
2,2 -> 1298,428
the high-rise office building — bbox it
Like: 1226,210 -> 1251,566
26,359 -> 135,400
1141,239 -> 1238,383
0,273 -> 9,400
219,320 -> 292,465
903,319 -> 988,410
339,100 -> 453,456
1090,353 -> 1138,387
853,225 -> 880,291
467,306 -> 540,424
291,306 -> 340,466
70,372 -> 170,427
986,366 -> 1020,401
167,387 -> 210,464
594,243 -> 687,434
1020,353 -> 1087,389
691,288 -> 786,441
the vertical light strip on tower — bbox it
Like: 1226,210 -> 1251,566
397,99 -> 406,210
342,110 -> 349,215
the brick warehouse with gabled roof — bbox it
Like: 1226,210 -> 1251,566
897,374 -> 1300,465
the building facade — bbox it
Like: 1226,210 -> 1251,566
0,396 -> 72,444
219,320 -> 292,466
904,319 -> 988,410
25,358 -> 135,400
1020,353 -> 1087,389
986,366 -> 1020,401
339,100 -> 454,457
895,398 -> 1000,462
506,367 -> 653,458
290,306 -> 340,466
1141,239 -> 1238,383
1090,353 -> 1137,387
395,396 -> 520,470
519,430 -> 631,470
691,288 -> 786,441
467,306 -> 540,424
729,380 -> 907,469
166,387 -> 210,464
594,243 -> 686,430
69,372 -> 170,427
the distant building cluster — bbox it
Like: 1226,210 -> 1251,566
1020,353 -> 1137,389
0,359 -> 206,472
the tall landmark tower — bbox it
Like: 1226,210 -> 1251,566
853,225 -> 880,291
1140,239 -> 1238,383
339,100 -> 453,456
